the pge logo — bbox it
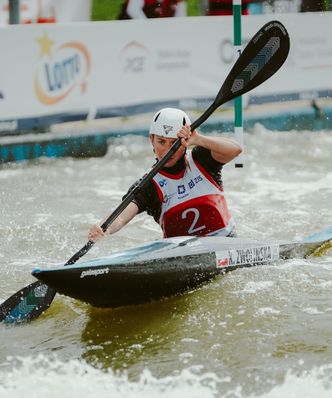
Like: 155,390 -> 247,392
34,32 -> 91,105
188,179 -> 195,189
159,179 -> 167,187
120,41 -> 149,73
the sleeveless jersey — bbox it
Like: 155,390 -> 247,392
152,151 -> 235,238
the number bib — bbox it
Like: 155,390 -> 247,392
152,151 -> 234,238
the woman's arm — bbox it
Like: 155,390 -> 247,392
88,201 -> 139,242
192,133 -> 242,164
177,125 -> 242,164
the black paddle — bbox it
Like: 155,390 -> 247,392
0,20 -> 290,324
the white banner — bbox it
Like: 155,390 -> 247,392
0,0 -> 91,25
0,12 -> 331,132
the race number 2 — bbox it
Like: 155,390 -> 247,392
182,208 -> 206,234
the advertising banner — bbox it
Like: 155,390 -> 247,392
0,12 -> 331,133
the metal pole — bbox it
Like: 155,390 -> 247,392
9,0 -> 20,24
233,0 -> 243,167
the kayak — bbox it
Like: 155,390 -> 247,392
32,229 -> 332,309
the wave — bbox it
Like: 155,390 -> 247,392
0,355 -> 331,398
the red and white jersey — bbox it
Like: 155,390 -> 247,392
152,151 -> 235,238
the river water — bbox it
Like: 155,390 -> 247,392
0,126 -> 331,397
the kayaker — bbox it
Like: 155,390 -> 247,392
88,107 -> 242,241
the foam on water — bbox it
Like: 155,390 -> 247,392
258,365 -> 332,398
1,128 -> 332,398
0,356 -> 331,398
0,356 -> 219,398
238,280 -> 275,294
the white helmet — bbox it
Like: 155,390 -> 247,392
150,108 -> 191,139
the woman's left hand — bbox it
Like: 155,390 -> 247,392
177,125 -> 198,147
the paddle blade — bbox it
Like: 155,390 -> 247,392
190,20 -> 290,132
215,20 -> 290,107
0,281 -> 55,324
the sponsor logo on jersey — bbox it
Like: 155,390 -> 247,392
158,179 -> 167,187
176,175 -> 203,198
188,175 -> 203,189
216,245 -> 280,267
163,192 -> 176,204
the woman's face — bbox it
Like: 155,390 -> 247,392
150,134 -> 184,168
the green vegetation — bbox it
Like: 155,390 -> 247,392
91,0 -> 202,21
91,0 -> 122,20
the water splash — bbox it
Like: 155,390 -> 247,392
0,356 -> 331,398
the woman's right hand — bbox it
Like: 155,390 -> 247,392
88,224 -> 105,242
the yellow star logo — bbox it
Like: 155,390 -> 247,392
36,32 -> 54,58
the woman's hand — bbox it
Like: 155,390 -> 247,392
88,224 -> 105,242
177,125 -> 199,148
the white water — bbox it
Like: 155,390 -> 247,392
0,357 -> 331,398
0,126 -> 332,397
